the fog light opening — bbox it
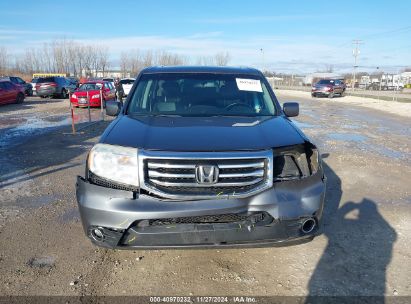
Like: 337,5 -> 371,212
90,227 -> 105,242
301,218 -> 316,234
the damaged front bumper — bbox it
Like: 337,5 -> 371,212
76,170 -> 326,249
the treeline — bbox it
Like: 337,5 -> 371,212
0,39 -> 109,78
0,39 -> 231,79
119,50 -> 231,76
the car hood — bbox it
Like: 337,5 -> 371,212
74,90 -> 100,96
314,84 -> 331,88
101,115 -> 305,151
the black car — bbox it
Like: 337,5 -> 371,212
35,77 -> 77,98
67,77 -> 79,89
0,76 -> 32,96
76,66 -> 326,249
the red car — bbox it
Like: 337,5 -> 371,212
70,81 -> 115,107
0,80 -> 25,105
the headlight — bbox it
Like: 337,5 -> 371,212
92,94 -> 100,99
273,144 -> 320,181
72,94 -> 77,98
87,144 -> 139,188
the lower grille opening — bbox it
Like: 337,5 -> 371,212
145,212 -> 272,226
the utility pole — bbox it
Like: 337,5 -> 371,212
352,40 -> 363,90
260,48 -> 265,73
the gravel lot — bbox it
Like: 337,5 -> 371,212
0,94 -> 410,299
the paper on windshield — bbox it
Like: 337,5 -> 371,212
236,78 -> 262,92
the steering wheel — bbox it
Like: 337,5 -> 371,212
224,102 -> 254,111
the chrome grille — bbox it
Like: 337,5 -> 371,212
138,150 -> 273,200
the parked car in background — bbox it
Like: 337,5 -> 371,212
70,81 -> 115,107
67,77 -> 79,89
0,76 -> 32,96
311,79 -> 346,98
36,77 -> 76,98
120,78 -> 135,96
0,79 -> 25,105
103,78 -> 115,87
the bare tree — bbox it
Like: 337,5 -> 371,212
0,46 -> 10,75
120,51 -> 129,77
196,55 -> 215,66
98,46 -> 110,76
214,52 -> 231,66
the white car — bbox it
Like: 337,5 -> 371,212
120,78 -> 135,96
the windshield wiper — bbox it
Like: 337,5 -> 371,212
151,114 -> 183,117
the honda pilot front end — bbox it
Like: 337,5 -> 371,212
76,66 -> 326,249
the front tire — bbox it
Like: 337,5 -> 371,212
61,89 -> 67,99
328,92 -> 334,99
16,93 -> 24,104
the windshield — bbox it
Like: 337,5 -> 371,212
37,77 -> 55,83
79,83 -> 102,91
120,79 -> 135,85
127,73 -> 277,117
317,79 -> 334,85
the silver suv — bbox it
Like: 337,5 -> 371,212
76,66 -> 326,249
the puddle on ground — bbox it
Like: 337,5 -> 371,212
0,110 -> 102,150
326,132 -> 408,160
328,133 -> 366,142
292,120 -> 316,129
367,144 -> 405,159
0,116 -> 70,149
341,124 -> 361,130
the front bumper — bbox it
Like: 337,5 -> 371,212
76,172 -> 326,249
312,90 -> 332,96
71,98 -> 101,107
37,87 -> 57,96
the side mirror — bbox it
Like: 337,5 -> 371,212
106,100 -> 122,116
283,102 -> 299,117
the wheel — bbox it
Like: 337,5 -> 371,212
311,93 -> 316,98
16,93 -> 24,104
328,92 -> 334,99
61,89 -> 68,99
340,90 -> 346,97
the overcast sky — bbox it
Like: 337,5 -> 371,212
1,0 -> 410,74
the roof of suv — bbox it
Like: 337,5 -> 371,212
141,66 -> 262,75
